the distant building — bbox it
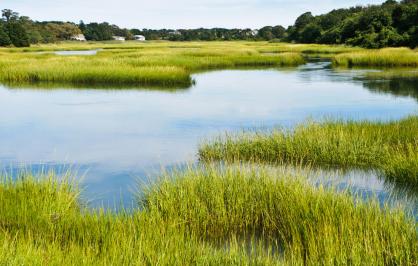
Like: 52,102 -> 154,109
71,34 -> 86,41
133,35 -> 146,41
168,30 -> 181,36
251,30 -> 259,37
112,36 -> 126,41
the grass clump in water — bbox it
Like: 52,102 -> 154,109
0,168 -> 416,265
199,116 -> 418,187
333,47 -> 418,67
383,144 -> 418,186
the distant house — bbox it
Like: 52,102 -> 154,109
251,30 -> 259,37
112,36 -> 126,41
71,34 -> 86,41
168,30 -> 181,36
133,35 -> 146,41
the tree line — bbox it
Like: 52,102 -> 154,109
0,0 -> 417,48
286,0 -> 418,48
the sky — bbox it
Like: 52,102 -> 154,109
2,0 -> 386,29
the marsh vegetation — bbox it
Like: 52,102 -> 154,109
1,41 -> 418,265
333,47 -> 418,67
1,42 -> 417,88
0,168 -> 416,265
0,42 -> 305,87
199,116 -> 418,187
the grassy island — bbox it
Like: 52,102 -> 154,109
199,116 -> 418,187
0,42 -> 305,87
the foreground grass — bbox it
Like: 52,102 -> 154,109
334,47 -> 418,67
199,116 -> 418,187
0,42 -> 305,87
0,168 -> 416,265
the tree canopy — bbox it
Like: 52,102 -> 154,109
285,0 -> 418,48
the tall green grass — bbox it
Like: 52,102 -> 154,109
334,47 -> 418,67
199,116 -> 418,187
0,171 -> 275,265
256,43 -> 363,55
0,42 -> 305,87
0,168 -> 416,265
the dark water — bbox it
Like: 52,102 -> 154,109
0,61 -> 417,209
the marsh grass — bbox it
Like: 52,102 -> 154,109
199,116 -> 418,186
365,69 -> 418,80
258,43 -> 363,55
3,41 -> 415,87
334,47 -> 418,67
1,80 -> 191,91
383,144 -> 418,187
0,42 -> 305,87
0,167 -> 416,265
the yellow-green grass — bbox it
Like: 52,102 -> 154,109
334,47 -> 418,67
199,116 -> 418,187
256,43 -> 364,55
0,41 -> 305,87
0,168 -> 416,265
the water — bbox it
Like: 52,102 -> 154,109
0,61 -> 417,208
36,49 -> 100,56
56,50 -> 99,56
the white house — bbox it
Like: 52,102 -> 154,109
168,30 -> 181,36
112,36 -> 126,41
71,34 -> 86,41
134,35 -> 146,41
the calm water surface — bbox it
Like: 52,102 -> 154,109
0,61 -> 417,208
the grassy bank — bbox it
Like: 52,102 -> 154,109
0,42 -> 305,87
0,168 -> 416,265
199,116 -> 418,187
333,47 -> 418,67
2,41 -> 417,87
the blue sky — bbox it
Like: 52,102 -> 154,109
2,0 -> 385,29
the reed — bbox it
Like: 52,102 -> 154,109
0,167 -> 416,265
0,42 -> 305,87
199,116 -> 418,186
256,43 -> 363,55
333,47 -> 418,67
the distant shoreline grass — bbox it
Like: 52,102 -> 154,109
1,42 -> 417,87
333,47 -> 418,67
0,168 -> 416,265
199,116 -> 418,187
0,42 -> 305,88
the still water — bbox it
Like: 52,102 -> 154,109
0,61 -> 417,208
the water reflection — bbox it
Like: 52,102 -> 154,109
362,79 -> 418,101
0,61 -> 417,209
3,81 -> 190,91
309,168 -> 417,211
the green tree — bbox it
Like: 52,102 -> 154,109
1,9 -> 30,47
82,22 -> 113,41
295,12 -> 315,30
0,22 -> 11,46
272,25 -> 286,39
258,26 -> 274,40
300,23 -> 322,43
